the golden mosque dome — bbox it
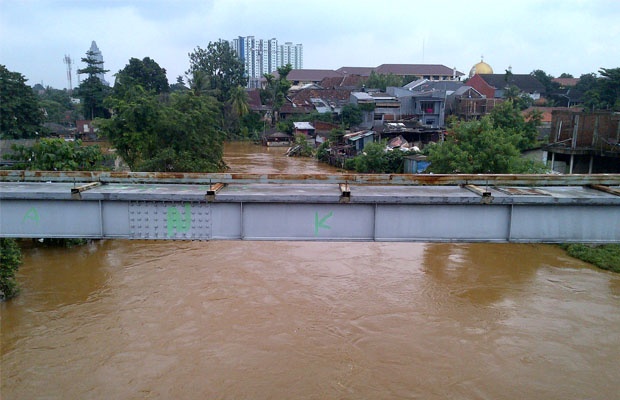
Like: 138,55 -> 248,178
469,57 -> 493,77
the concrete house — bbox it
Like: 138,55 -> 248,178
388,79 -> 465,128
350,91 -> 400,129
343,130 -> 376,153
447,86 -> 503,120
544,110 -> 620,173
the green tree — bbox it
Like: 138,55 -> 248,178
427,117 -> 546,174
240,112 -> 263,140
113,57 -> 169,97
328,127 -> 346,144
0,65 -> 44,139
531,69 -> 560,96
145,92 -> 226,172
276,119 -> 294,134
489,101 -> 540,150
598,67 -> 620,110
227,85 -> 250,134
100,88 -> 226,172
340,103 -> 363,128
502,85 -> 532,110
559,73 -> 574,78
577,69 -> 620,111
38,86 -> 79,125
170,75 -> 188,93
261,64 -> 293,125
76,50 -> 110,119
101,85 -> 161,169
364,71 -> 404,91
186,41 -> 247,103
576,73 -> 601,111
344,141 -> 407,173
292,133 -> 314,157
346,141 -> 388,173
7,138 -> 105,170
0,238 -> 22,301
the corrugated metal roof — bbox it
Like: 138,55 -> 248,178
294,122 -> 315,130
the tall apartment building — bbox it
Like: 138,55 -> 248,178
86,41 -> 108,86
231,36 -> 303,88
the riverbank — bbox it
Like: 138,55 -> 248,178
561,244 -> 620,273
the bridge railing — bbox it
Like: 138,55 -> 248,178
2,170 -> 620,186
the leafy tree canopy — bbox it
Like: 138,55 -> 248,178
426,117 -> 546,174
578,68 -> 620,111
37,86 -> 79,125
363,71 -> 404,91
113,57 -> 169,97
186,41 -> 247,102
598,67 -> 620,110
100,87 -> 226,172
344,141 -> 406,173
341,103 -> 363,128
0,237 -> 22,301
226,85 -> 250,134
7,138 -> 105,170
489,101 -> 540,150
531,69 -> 560,95
261,64 -> 293,124
76,50 -> 110,119
170,75 -> 188,92
0,65 -> 44,139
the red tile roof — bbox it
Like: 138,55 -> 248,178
375,64 -> 464,77
278,69 -> 344,82
319,75 -> 366,89
553,78 -> 579,87
336,66 -> 375,76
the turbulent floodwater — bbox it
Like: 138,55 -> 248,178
2,143 -> 620,399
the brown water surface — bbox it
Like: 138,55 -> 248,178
2,143 -> 619,399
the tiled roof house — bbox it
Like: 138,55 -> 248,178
467,74 -> 546,100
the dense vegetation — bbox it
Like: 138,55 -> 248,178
8,138 -> 107,170
0,65 -> 45,139
0,238 -> 22,300
1,57 -> 620,297
561,244 -> 620,273
426,102 -> 546,174
531,67 -> 620,111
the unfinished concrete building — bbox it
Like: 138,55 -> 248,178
545,110 -> 620,173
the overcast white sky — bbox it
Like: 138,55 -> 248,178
1,0 -> 619,89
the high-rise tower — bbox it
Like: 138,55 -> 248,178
88,41 -> 108,85
231,36 -> 303,88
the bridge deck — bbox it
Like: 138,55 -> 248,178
1,172 -> 619,243
1,181 -> 620,205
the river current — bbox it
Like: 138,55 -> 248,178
2,142 -> 619,399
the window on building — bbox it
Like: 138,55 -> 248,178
420,101 -> 434,113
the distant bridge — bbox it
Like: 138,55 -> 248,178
1,171 -> 619,243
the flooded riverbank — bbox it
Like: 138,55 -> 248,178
2,142 -> 619,399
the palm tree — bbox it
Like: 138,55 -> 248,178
229,85 -> 249,119
227,85 -> 250,133
504,85 -> 521,105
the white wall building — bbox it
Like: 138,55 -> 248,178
231,36 -> 303,88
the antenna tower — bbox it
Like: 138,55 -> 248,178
63,55 -> 73,93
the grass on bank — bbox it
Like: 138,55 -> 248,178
561,244 -> 620,273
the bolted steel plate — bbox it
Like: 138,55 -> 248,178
129,201 -> 211,240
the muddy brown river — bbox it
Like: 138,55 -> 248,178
2,142 -> 620,399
